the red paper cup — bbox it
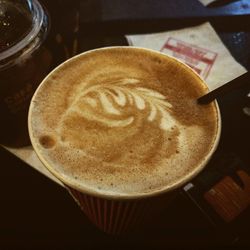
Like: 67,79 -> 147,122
28,47 -> 221,235
67,186 -> 177,234
68,187 -> 150,234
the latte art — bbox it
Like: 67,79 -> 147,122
57,73 -> 179,167
29,47 -> 220,197
63,77 -> 174,131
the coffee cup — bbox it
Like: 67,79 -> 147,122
28,47 -> 221,234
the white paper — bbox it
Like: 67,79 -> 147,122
198,0 -> 217,6
126,22 -> 247,90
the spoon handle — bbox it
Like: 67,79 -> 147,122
197,71 -> 250,105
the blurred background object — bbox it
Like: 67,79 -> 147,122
40,0 -> 80,63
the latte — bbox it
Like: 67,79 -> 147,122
29,47 -> 220,198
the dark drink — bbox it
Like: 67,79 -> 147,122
0,0 -> 51,147
0,0 -> 31,52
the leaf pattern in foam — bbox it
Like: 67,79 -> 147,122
99,91 -> 121,115
136,87 -> 166,100
106,89 -> 127,107
67,77 -> 174,130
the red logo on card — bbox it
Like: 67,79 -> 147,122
161,37 -> 217,79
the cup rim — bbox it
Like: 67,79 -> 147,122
28,46 -> 222,200
0,0 -> 46,62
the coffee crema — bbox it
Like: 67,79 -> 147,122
29,47 -> 220,197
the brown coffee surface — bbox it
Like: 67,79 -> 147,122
29,47 -> 219,197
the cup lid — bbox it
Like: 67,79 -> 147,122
0,0 -> 46,61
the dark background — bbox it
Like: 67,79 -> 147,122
1,0 -> 250,249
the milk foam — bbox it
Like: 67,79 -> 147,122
60,77 -> 174,130
29,47 -> 219,197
